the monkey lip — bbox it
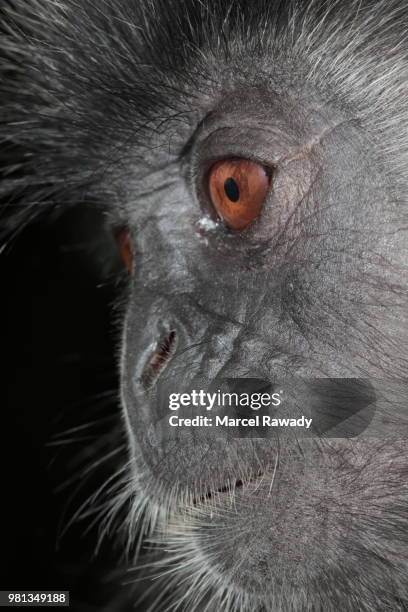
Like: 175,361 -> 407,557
192,471 -> 264,506
141,330 -> 177,390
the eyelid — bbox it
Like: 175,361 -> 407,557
186,120 -> 288,239
187,124 -> 284,201
193,127 -> 281,170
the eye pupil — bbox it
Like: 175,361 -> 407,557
224,177 -> 240,202
208,158 -> 271,230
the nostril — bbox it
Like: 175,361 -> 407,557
140,330 -> 177,390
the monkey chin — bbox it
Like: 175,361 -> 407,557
132,438 -> 408,612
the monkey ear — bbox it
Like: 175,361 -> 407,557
115,227 -> 133,273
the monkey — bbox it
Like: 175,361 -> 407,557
1,0 -> 408,610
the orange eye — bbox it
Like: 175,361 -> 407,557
208,159 -> 270,230
115,227 -> 133,273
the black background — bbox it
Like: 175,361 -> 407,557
0,207 -> 138,610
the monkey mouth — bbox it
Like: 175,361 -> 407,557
192,471 -> 265,507
140,330 -> 177,390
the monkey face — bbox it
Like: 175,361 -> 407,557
118,88 -> 408,607
3,0 -> 408,609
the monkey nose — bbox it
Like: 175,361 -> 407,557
140,329 -> 178,391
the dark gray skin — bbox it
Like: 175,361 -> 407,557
122,86 -> 408,610
2,1 -> 408,610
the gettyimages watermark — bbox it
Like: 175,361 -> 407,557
167,387 -> 315,429
144,376 -> 408,442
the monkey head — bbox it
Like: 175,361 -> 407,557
2,1 -> 408,610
